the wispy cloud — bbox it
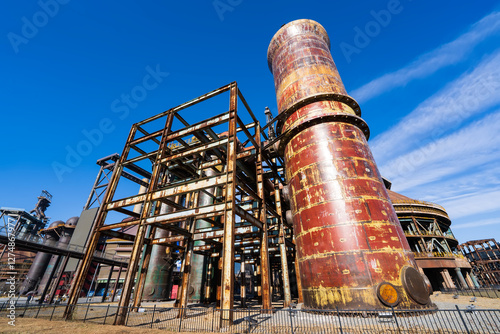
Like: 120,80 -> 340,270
453,217 -> 500,230
381,109 -> 500,191
350,11 -> 500,103
371,50 -> 500,164
439,189 -> 500,220
408,162 -> 500,204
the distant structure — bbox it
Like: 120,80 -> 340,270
0,191 -> 52,292
387,188 -> 479,290
459,239 -> 500,287
30,190 -> 52,224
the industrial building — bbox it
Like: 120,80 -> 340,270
459,239 -> 500,287
1,19 -> 494,329
60,20 -> 436,326
387,189 -> 478,290
0,191 -> 52,292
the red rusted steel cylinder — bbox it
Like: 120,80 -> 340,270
268,19 -> 432,310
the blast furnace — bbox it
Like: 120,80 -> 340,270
267,19 -> 433,310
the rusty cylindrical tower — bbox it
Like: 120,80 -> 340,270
267,19 -> 432,310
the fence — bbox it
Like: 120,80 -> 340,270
1,301 -> 500,333
441,287 -> 500,299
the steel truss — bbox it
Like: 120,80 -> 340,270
64,82 -> 295,326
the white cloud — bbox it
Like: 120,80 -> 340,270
351,11 -> 500,103
439,189 -> 500,220
370,50 -> 500,164
408,162 -> 500,204
381,109 -> 500,191
453,217 -> 500,230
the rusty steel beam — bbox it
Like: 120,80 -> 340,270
256,123 -> 272,311
106,175 -> 228,211
161,138 -> 229,163
139,83 -> 232,127
151,235 -> 186,245
268,19 -> 432,310
152,175 -> 228,200
193,226 -> 255,241
98,203 -> 226,231
220,83 -> 238,327
234,205 -> 263,230
100,229 -> 137,242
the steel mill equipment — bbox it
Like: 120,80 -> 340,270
267,19 -> 433,310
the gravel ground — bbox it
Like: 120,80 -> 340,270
431,291 -> 500,309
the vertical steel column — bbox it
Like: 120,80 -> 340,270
256,122 -> 272,311
455,268 -> 468,289
220,83 -> 238,326
101,265 -> 114,303
111,265 -> 123,302
64,126 -> 135,319
268,19 -> 431,310
275,182 -> 291,307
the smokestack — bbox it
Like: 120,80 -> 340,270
267,19 -> 432,310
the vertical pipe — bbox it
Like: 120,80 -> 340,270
21,225 -> 60,294
39,255 -> 62,305
293,235 -> 303,303
142,204 -> 173,301
190,166 -> 217,302
267,19 -> 431,310
276,183 -> 291,307
240,254 -> 246,308
133,225 -> 154,308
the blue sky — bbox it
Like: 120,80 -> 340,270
1,0 -> 500,243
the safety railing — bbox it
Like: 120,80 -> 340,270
2,301 -> 500,333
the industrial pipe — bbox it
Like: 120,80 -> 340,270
20,220 -> 62,294
37,217 -> 78,295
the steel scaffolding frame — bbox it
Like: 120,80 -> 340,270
64,82 -> 294,327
